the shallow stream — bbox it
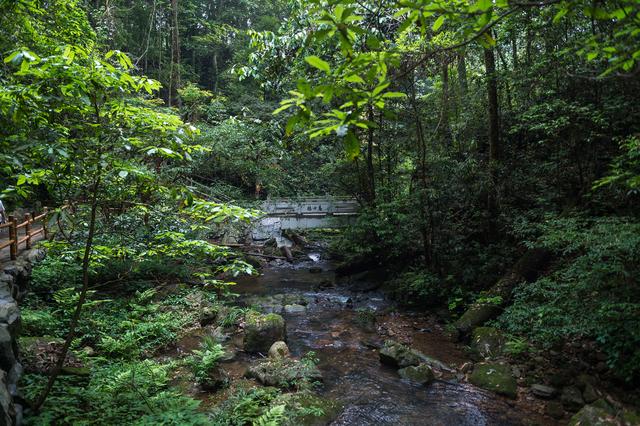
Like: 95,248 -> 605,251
231,252 -> 549,425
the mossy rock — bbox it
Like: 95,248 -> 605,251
469,363 -> 517,399
568,405 -> 618,426
398,364 -> 434,385
454,304 -> 502,334
246,358 -> 322,389
379,340 -> 420,368
471,327 -> 505,359
243,312 -> 286,354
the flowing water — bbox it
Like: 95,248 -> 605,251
232,252 -> 550,426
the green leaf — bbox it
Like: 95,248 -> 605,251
432,15 -> 445,32
345,74 -> 365,84
305,56 -> 331,74
344,131 -> 360,160
553,8 -> 568,24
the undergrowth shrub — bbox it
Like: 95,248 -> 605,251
497,216 -> 640,381
22,360 -> 211,425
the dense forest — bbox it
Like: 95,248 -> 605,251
0,0 -> 639,424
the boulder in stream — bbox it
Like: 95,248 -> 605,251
246,357 -> 322,389
398,364 -> 435,385
469,363 -> 517,399
379,340 -> 421,368
243,312 -> 286,354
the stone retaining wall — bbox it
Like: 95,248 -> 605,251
0,248 -> 45,425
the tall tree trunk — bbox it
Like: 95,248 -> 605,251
169,0 -> 181,107
484,46 -> 500,163
457,52 -> 468,96
440,61 -> 452,145
484,43 -> 500,233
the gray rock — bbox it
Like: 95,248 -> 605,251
0,370 -> 13,426
24,248 -> 46,263
284,304 -> 306,314
243,312 -> 286,354
379,340 -> 420,368
398,364 -> 434,385
561,385 -> 585,411
0,298 -> 20,333
531,383 -> 557,399
0,325 -> 16,372
268,341 -> 290,359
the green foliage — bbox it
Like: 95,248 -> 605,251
498,216 -> 640,380
386,270 -> 446,307
22,360 -> 211,425
20,307 -> 61,337
188,336 -> 225,385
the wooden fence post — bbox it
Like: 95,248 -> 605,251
8,216 -> 17,260
24,213 -> 32,249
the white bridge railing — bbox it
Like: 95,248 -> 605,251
251,196 -> 359,242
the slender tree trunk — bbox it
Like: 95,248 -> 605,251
33,175 -> 101,411
457,52 -> 468,97
169,0 -> 181,107
440,61 -> 452,145
484,43 -> 500,234
484,46 -> 500,163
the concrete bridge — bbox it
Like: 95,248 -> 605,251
251,196 -> 359,243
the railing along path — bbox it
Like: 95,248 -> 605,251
0,208 -> 50,261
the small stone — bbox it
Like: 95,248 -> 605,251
268,341 -> 290,359
531,384 -> 557,399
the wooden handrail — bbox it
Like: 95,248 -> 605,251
1,207 -> 52,261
